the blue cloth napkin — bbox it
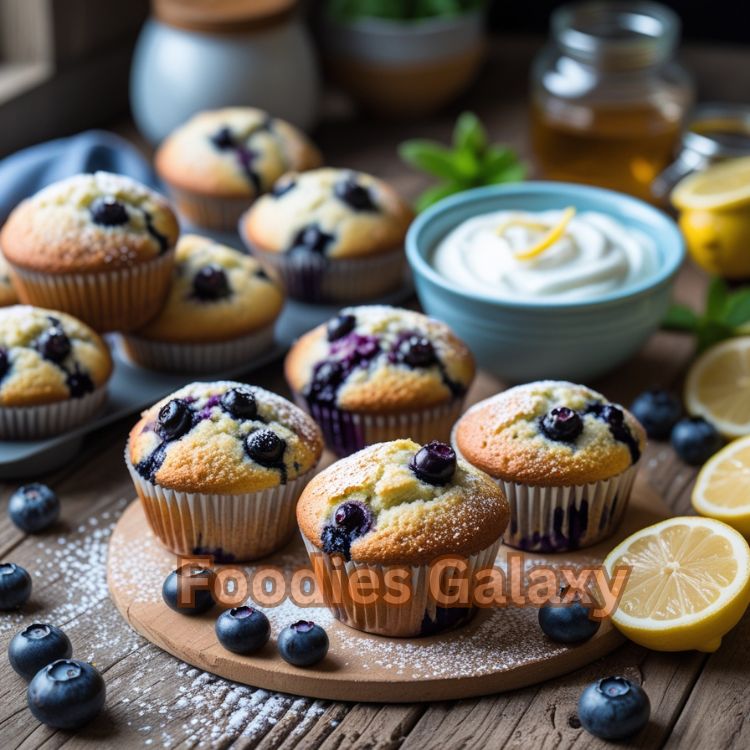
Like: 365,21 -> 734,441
0,130 -> 159,223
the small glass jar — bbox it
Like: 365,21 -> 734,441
531,1 -> 694,202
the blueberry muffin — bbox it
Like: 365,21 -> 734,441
297,438 -> 509,637
122,234 -> 284,373
155,107 -> 322,231
126,381 -> 323,561
284,305 -> 475,456
0,172 -> 179,332
0,305 -> 112,438
241,167 -> 414,303
0,255 -> 18,307
453,381 -> 646,552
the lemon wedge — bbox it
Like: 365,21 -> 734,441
497,206 -> 576,261
693,436 -> 750,536
672,156 -> 750,211
685,337 -> 750,439
604,516 -> 750,652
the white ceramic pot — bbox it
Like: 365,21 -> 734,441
131,17 -> 320,144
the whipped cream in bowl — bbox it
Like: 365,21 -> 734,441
432,208 -> 658,303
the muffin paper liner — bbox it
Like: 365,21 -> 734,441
7,250 -> 175,333
293,394 -> 466,457
165,185 -> 252,232
241,231 -> 406,304
120,324 -> 276,374
126,455 -> 314,563
0,386 -> 108,440
302,537 -> 501,637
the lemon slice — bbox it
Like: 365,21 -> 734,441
685,337 -> 750,439
604,516 -> 750,652
497,206 -> 576,261
693,436 -> 750,536
672,156 -> 750,211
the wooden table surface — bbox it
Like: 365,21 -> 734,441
1,38 -> 748,750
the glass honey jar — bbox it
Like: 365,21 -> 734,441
531,1 -> 694,202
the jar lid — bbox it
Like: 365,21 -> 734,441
153,0 -> 298,33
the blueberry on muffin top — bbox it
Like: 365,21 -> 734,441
242,168 -> 414,260
155,107 -> 322,199
132,235 -> 284,343
128,381 -> 323,494
296,439 -> 509,565
284,305 -> 475,413
0,172 -> 179,274
0,306 -> 112,407
454,381 -> 646,486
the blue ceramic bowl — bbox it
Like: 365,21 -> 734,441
406,182 -> 685,383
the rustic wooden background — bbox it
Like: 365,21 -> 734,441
0,38 -> 748,750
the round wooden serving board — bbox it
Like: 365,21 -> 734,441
108,479 -> 667,703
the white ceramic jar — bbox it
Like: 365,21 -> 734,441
131,0 -> 320,144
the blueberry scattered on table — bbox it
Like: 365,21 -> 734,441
27,659 -> 106,729
540,406 -> 583,442
8,483 -> 60,533
0,562 -> 32,610
277,621 -> 329,667
162,566 -> 215,616
8,623 -> 72,681
577,675 -> 650,740
630,389 -> 682,439
538,587 -> 601,644
671,417 -> 723,465
409,441 -> 456,486
215,606 -> 270,655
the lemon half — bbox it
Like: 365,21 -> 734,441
672,156 -> 750,211
604,516 -> 750,652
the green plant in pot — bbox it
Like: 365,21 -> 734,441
320,0 -> 487,117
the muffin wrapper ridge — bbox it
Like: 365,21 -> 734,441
165,185 -> 253,232
120,324 -> 276,374
126,456 -> 313,563
241,237 -> 406,304
293,394 -> 466,457
0,386 -> 108,440
8,250 -> 176,333
303,536 -> 502,638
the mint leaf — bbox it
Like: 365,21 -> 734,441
487,162 -> 527,184
706,276 -> 729,320
453,112 -> 486,155
398,140 -> 464,181
663,304 -> 699,331
697,319 -> 734,352
724,289 -> 750,327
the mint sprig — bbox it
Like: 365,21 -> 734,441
664,277 -> 750,351
327,0 -> 484,22
399,112 -> 526,212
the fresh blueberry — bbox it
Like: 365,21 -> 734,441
578,676 -> 650,740
221,388 -> 257,420
334,177 -> 376,212
210,126 -> 235,150
671,417 -> 723,465
409,441 -> 456,486
35,326 -> 71,363
540,407 -> 583,442
277,621 -> 329,667
0,563 -> 31,610
392,334 -> 437,368
290,225 -> 334,255
162,566 -> 215,615
8,483 -> 60,533
326,313 -> 356,342
306,360 -> 345,406
27,659 -> 106,729
630,389 -> 682,439
157,398 -> 193,441
334,501 -> 373,538
215,606 -> 270,655
321,525 -> 352,557
89,196 -> 129,227
8,623 -> 72,681
0,347 -> 9,378
538,587 -> 601,644
245,430 -> 286,466
272,178 -> 296,198
66,369 -> 94,398
587,402 -> 641,463
192,265 -> 230,301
